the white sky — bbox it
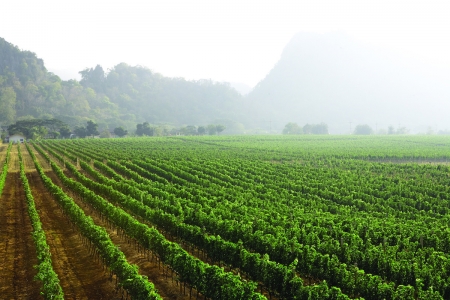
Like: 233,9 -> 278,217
1,0 -> 450,87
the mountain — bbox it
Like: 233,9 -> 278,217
245,32 -> 450,134
0,37 -> 244,132
78,64 -> 243,127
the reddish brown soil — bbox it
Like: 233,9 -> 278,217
27,171 -> 121,300
0,172 -> 42,299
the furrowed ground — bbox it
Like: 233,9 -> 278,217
0,172 -> 42,299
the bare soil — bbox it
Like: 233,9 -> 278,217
7,144 -> 19,173
27,171 -> 121,300
29,145 -> 52,172
0,172 -> 42,299
19,144 -> 39,173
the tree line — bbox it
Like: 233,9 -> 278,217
282,122 -> 329,135
2,117 -> 227,141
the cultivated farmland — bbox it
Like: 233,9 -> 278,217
1,135 -> 450,299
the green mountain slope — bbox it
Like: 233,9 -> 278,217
0,37 -> 243,132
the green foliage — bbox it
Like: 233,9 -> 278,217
136,122 -> 153,136
303,122 -> 329,134
99,130 -> 110,138
207,124 -> 217,135
282,122 -> 303,134
7,118 -> 66,139
0,87 -> 16,124
39,135 -> 450,299
197,126 -> 206,135
33,142 -> 265,300
59,125 -> 71,138
3,38 -> 245,130
73,126 -> 87,138
86,120 -> 99,136
27,143 -> 162,300
113,126 -> 128,137
18,144 -> 64,299
0,143 -> 11,196
180,125 -> 197,136
216,124 -> 226,134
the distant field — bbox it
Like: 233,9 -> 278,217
1,135 -> 450,299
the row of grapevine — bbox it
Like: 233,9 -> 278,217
69,154 -> 352,299
39,140 -> 444,299
25,143 -> 163,300
0,143 -> 11,195
68,142 -> 439,297
32,143 -> 268,300
17,144 -> 64,299
41,137 -> 450,299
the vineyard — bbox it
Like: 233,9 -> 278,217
1,135 -> 450,299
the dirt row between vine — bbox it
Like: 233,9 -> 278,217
7,145 -> 19,173
0,172 -> 42,299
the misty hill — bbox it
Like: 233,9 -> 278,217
0,37 -> 243,131
245,32 -> 450,134
79,64 -> 243,126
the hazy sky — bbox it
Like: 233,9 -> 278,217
2,0 -> 449,87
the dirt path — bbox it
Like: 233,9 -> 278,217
18,144 -> 38,173
47,170 -> 193,300
7,144 -> 19,173
0,173 -> 42,299
28,144 -> 52,171
27,171 -> 121,300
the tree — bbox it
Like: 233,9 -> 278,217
49,131 -> 60,139
283,122 -> 302,134
99,130 -> 111,138
311,122 -> 328,134
114,127 -> 128,137
197,126 -> 206,135
207,124 -> 217,135
216,124 -> 226,135
74,126 -> 87,138
86,120 -> 99,136
59,125 -> 71,138
303,124 -> 313,134
8,118 -> 67,139
0,87 -> 16,125
79,65 -> 105,93
354,124 -> 373,135
136,122 -> 154,136
180,125 -> 197,136
304,123 -> 328,134
29,126 -> 48,140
